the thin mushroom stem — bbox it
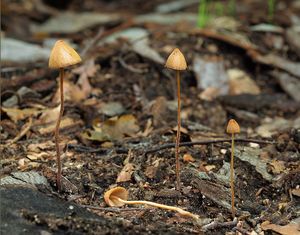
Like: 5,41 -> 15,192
54,68 -> 64,191
175,70 -> 181,190
112,196 -> 199,220
230,133 -> 235,218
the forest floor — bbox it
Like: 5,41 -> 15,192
1,0 -> 300,234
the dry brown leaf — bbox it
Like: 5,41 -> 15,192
73,59 -> 99,96
204,165 -> 216,171
83,114 -> 140,142
183,154 -> 195,163
150,96 -> 167,126
37,105 -> 60,124
53,79 -> 87,103
261,221 -> 300,235
145,159 -> 161,179
116,163 -> 134,183
269,160 -> 285,174
2,107 -> 41,123
228,69 -> 260,95
140,118 -> 153,137
37,117 -> 82,135
291,188 -> 300,197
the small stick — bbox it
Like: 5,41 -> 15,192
202,217 -> 238,231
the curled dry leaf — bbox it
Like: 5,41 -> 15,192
116,163 -> 134,183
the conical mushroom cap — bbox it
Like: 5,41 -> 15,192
49,40 -> 81,69
226,119 -> 240,134
104,187 -> 129,207
165,48 -> 187,71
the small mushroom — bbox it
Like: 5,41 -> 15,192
226,119 -> 240,218
165,48 -> 187,191
104,186 -> 129,207
104,187 -> 199,220
48,40 -> 81,191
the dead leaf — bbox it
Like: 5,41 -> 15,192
269,160 -> 285,174
37,105 -> 60,124
116,163 -> 134,183
99,102 -> 125,116
183,154 -> 195,163
83,114 -> 140,142
291,188 -> 300,197
261,221 -> 300,235
273,71 -> 300,102
193,55 -> 229,100
37,117 -> 83,135
199,87 -> 220,101
145,159 -> 161,179
150,96 -> 167,127
2,107 -> 41,123
53,79 -> 87,103
228,69 -> 260,95
204,165 -> 216,171
32,12 -> 121,34
73,59 -> 99,97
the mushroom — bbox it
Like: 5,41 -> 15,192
104,187 -> 199,220
226,119 -> 240,218
165,48 -> 187,190
48,40 -> 81,191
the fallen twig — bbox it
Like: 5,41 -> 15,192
67,144 -> 128,154
145,138 -> 274,155
202,218 -> 238,231
68,138 -> 273,156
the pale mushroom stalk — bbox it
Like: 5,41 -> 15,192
112,196 -> 199,220
54,68 -> 65,190
230,132 -> 235,218
165,48 -> 187,191
175,70 -> 181,190
104,187 -> 199,220
226,119 -> 240,218
49,40 -> 81,191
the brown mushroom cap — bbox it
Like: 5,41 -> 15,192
49,40 -> 81,69
104,187 -> 129,207
226,119 -> 240,134
165,48 -> 187,71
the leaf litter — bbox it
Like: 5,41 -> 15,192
1,1 -> 300,234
